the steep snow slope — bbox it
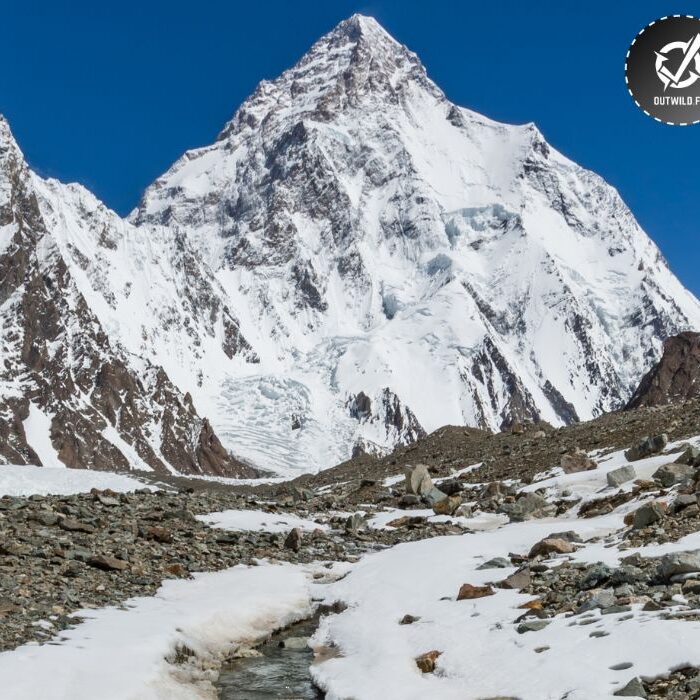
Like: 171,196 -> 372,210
0,118 -> 254,477
128,14 -> 700,473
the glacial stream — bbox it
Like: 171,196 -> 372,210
216,616 -> 324,699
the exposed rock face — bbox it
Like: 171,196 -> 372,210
0,118 -> 254,477
626,332 -> 700,408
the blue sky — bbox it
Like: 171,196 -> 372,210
2,1 -> 699,294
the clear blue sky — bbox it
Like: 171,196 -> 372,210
2,1 -> 699,294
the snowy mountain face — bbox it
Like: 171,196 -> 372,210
127,14 -> 700,474
0,118 -> 255,477
2,15 -> 699,476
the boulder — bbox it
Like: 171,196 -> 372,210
498,566 -> 531,590
576,587 -> 615,612
438,479 -> 463,496
398,494 -> 421,508
578,563 -> 613,590
404,464 -> 433,496
284,528 -> 302,552
516,620 -> 550,634
675,445 -> 700,466
399,614 -> 420,625
613,677 -> 647,698
145,526 -> 172,543
87,554 -> 129,572
500,492 -> 556,522
432,495 -> 462,516
631,501 -> 666,529
545,530 -> 583,543
59,518 -> 95,534
560,450 -> 596,473
652,462 -> 695,487
529,537 -> 576,558
422,486 -> 448,507
607,466 -> 636,488
658,550 -> 700,580
476,557 -> 511,570
457,583 -> 495,600
415,650 -> 442,673
281,636 -> 309,650
624,434 -> 668,462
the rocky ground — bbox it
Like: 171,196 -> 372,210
0,483 -> 473,652
6,400 -> 700,697
277,398 -> 700,500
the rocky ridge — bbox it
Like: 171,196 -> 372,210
628,331 -> 700,409
0,118 -> 253,477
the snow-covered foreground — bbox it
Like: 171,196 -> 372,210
3,439 -> 700,699
0,464 -> 156,497
0,563 -> 317,700
309,441 -> 700,699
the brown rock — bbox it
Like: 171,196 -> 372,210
457,583 -> 495,600
626,332 -> 700,408
529,537 -> 576,558
87,555 -> 129,572
59,518 -> 95,534
415,650 -> 442,673
386,516 -> 426,528
146,526 -> 173,543
284,528 -> 302,552
560,450 -> 596,473
165,563 -> 188,577
432,495 -> 462,516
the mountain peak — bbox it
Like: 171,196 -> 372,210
0,115 -> 21,158
210,12 -> 439,144
331,14 -> 393,42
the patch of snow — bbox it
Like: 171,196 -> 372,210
0,465 -> 156,497
0,563 -> 313,700
198,509 -> 329,533
23,404 -> 64,469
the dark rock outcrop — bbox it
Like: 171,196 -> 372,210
626,332 -> 700,408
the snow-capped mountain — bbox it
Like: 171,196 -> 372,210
0,117 -> 254,477
2,14 -> 699,476
130,15 -> 700,473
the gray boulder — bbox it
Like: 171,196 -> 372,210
500,492 -> 556,522
632,501 -> 665,529
404,464 -> 434,496
607,465 -> 636,488
674,445 -> 700,466
423,487 -> 448,507
625,434 -> 668,462
652,462 -> 695,487
658,550 -> 700,580
476,557 -> 511,570
614,677 -> 647,697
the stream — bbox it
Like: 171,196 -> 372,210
216,616 -> 324,699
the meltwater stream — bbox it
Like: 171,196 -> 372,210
216,616 -> 324,699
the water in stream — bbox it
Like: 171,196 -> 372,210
216,616 -> 324,699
